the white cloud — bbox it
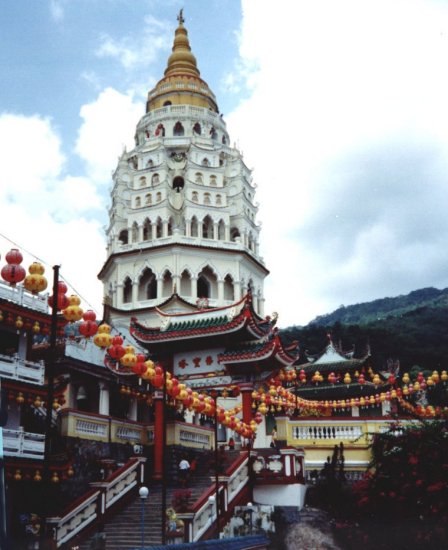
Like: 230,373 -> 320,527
49,0 -> 64,22
0,112 -> 105,314
96,15 -> 171,70
75,87 -> 143,184
226,0 -> 448,326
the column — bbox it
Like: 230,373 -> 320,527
185,219 -> 191,237
98,382 -> 110,416
191,276 -> 198,299
152,223 -> 157,240
213,222 -> 218,240
132,279 -> 138,304
157,277 -> 163,298
234,280 -> 242,301
225,224 -> 230,242
153,392 -> 165,480
217,279 -> 224,303
163,220 -> 168,238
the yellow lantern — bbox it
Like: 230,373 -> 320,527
343,373 -> 351,385
34,396 -> 42,408
15,316 -> 24,330
94,324 -> 112,348
402,372 -> 410,385
24,262 -> 48,294
441,370 -> 448,382
120,345 -> 137,368
34,470 -> 42,482
431,371 -> 440,383
14,470 -> 22,481
51,472 -> 60,483
32,321 -> 40,334
63,295 -> 84,322
16,392 -> 25,405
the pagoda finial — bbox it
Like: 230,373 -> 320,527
177,8 -> 184,25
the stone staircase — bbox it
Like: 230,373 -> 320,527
77,472 -> 216,549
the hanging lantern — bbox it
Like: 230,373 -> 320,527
63,295 -> 83,322
51,472 -> 60,484
108,335 -> 126,359
93,323 -> 112,348
34,396 -> 42,408
343,373 -> 351,385
358,374 -> 366,385
16,392 -> 25,405
1,249 -> 26,286
24,262 -> 48,294
120,345 -> 137,368
79,310 -> 98,338
33,470 -> 42,482
67,466 -> 75,477
15,316 -> 24,330
32,321 -> 40,334
14,469 -> 22,481
48,281 -> 69,310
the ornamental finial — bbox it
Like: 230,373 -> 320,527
177,8 -> 184,25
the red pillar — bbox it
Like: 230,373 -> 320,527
240,384 -> 254,425
153,391 -> 164,480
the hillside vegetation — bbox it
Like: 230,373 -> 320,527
282,287 -> 448,372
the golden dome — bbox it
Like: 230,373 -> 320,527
146,10 -> 218,114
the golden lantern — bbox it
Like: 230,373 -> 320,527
33,470 -> 42,482
24,262 -> 48,294
93,323 -> 112,348
413,381 -> 420,392
372,374 -> 381,386
32,321 -> 40,334
431,371 -> 440,383
402,372 -> 410,385
120,345 -> 137,368
14,469 -> 22,481
15,316 -> 24,330
51,472 -> 60,483
33,396 -> 42,408
16,392 -> 25,405
343,373 -> 351,385
67,466 -> 75,477
62,294 -> 84,322
0,310 -> 3,322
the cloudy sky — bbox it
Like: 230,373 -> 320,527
1,0 -> 448,328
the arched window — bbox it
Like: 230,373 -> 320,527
167,217 -> 174,236
146,159 -> 154,167
145,193 -> 152,205
195,172 -> 203,184
248,232 -> 255,251
204,193 -> 211,205
156,217 -> 163,238
191,216 -> 199,237
197,266 -> 217,299
202,158 -> 209,167
139,176 -> 146,188
155,123 -> 165,137
173,122 -> 185,136
173,176 -> 184,192
192,191 -> 199,203
230,227 -> 241,242
210,175 -> 217,187
202,215 -> 213,239
224,275 -> 234,301
118,229 -> 128,245
138,268 -> 157,300
152,173 -> 160,185
132,222 -> 139,242
135,197 -> 141,208
143,218 -> 151,241
156,192 -> 162,202
180,270 -> 191,296
163,101 -> 172,106
216,194 -> 222,206
193,122 -> 201,135
218,219 -> 225,240
123,277 -> 132,303
162,270 -> 173,297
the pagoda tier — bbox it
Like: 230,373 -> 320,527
130,293 -> 275,352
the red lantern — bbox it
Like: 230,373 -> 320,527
48,281 -> 69,311
1,249 -> 26,286
79,310 -> 98,338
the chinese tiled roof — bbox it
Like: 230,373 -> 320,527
296,339 -> 370,373
130,293 -> 274,345
219,330 -> 299,367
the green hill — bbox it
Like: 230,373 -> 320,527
281,287 -> 448,373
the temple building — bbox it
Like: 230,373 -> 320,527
0,11 -> 444,550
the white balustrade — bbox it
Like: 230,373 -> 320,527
0,281 -> 48,312
0,353 -> 45,385
293,424 -> 363,441
2,428 -> 45,458
75,419 -> 108,438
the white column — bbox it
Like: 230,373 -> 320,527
218,279 -> 224,303
213,222 -> 218,240
99,382 -> 110,416
157,277 -> 163,298
234,280 -> 242,301
132,279 -> 138,304
191,276 -> 198,299
185,219 -> 191,237
163,220 -> 168,238
151,223 -> 157,240
225,224 -> 230,242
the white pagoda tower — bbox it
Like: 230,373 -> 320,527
99,11 -> 268,328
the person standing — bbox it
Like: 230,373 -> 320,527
178,457 -> 190,487
270,426 -> 278,450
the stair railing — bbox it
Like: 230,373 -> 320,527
47,456 -> 146,548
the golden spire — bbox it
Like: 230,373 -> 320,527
145,11 -> 218,113
164,9 -> 200,78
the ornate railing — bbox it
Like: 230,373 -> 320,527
178,452 -> 250,542
2,427 -> 45,459
47,457 -> 146,548
59,409 -> 148,444
0,281 -> 48,312
0,353 -> 45,385
293,424 -> 363,441
172,422 -> 214,449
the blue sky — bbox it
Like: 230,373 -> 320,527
2,0 -> 448,328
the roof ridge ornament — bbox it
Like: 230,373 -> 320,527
177,8 -> 184,26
